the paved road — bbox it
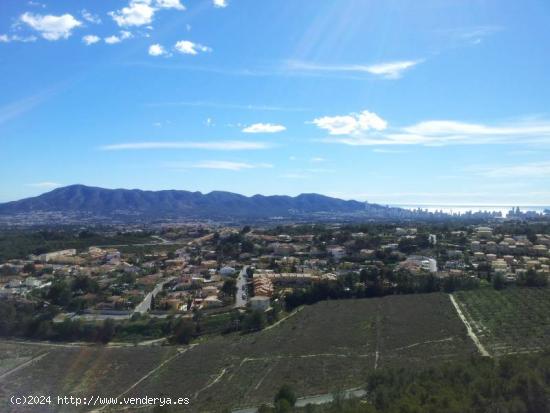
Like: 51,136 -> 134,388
134,277 -> 175,314
232,388 -> 367,413
235,266 -> 249,308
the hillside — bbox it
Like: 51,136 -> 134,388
0,294 -> 475,412
0,184 -> 406,222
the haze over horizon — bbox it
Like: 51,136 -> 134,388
1,0 -> 550,205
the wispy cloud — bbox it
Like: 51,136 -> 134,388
145,101 -> 309,112
26,182 -> 62,189
0,89 -> 56,124
280,173 -> 308,179
81,9 -> 101,24
315,110 -> 550,147
242,123 -> 286,133
286,59 -> 423,79
100,141 -> 272,151
0,34 -> 37,43
372,148 -> 407,154
166,160 -> 272,171
447,25 -> 503,45
473,161 -> 550,178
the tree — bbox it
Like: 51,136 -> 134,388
48,280 -> 72,307
258,405 -> 273,413
519,269 -> 548,287
22,263 -> 36,274
221,278 -> 237,297
243,310 -> 266,332
398,238 -> 416,254
492,273 -> 506,290
98,318 -> 116,343
173,319 -> 194,344
72,276 -> 99,294
274,399 -> 291,413
274,384 -> 297,407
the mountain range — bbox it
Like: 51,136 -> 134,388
0,185 -> 406,222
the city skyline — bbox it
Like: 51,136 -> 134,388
1,0 -> 550,205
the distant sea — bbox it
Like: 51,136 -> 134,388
393,204 -> 549,217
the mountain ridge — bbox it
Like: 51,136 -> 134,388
0,184 -> 392,221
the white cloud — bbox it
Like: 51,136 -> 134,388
0,34 -> 37,43
310,157 -> 325,163
312,110 -> 387,136
363,61 -> 422,79
155,0 -> 185,10
109,0 -> 156,27
174,40 -> 211,55
318,114 -> 550,147
148,43 -> 166,56
120,30 -> 133,39
168,160 -> 272,171
0,89 -> 56,125
26,182 -> 62,189
450,25 -> 503,45
81,9 -> 101,24
242,123 -> 286,134
104,31 -> 133,44
100,141 -> 271,151
287,60 -> 422,79
20,12 -> 82,41
82,34 -> 100,45
27,1 -> 46,8
105,35 -> 121,44
213,0 -> 228,8
109,0 -> 184,27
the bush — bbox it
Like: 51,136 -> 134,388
274,384 -> 297,407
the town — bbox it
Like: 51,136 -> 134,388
1,217 -> 549,345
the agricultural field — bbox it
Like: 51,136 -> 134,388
454,287 -> 550,356
0,293 -> 476,413
0,343 -> 47,377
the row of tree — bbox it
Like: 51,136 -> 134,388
259,350 -> 550,412
283,273 -> 479,311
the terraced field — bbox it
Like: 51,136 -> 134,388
0,293 -> 476,413
454,287 -> 550,356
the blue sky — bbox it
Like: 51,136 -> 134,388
1,0 -> 550,206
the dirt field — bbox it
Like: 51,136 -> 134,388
454,287 -> 550,356
0,293 -> 476,412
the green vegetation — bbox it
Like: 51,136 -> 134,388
0,294 -> 475,412
284,276 -> 478,311
455,287 -> 550,355
0,229 -> 154,261
269,351 -> 550,413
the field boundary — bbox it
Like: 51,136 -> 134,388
263,306 -> 304,331
0,351 -> 51,381
449,294 -> 490,357
89,345 -> 196,412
